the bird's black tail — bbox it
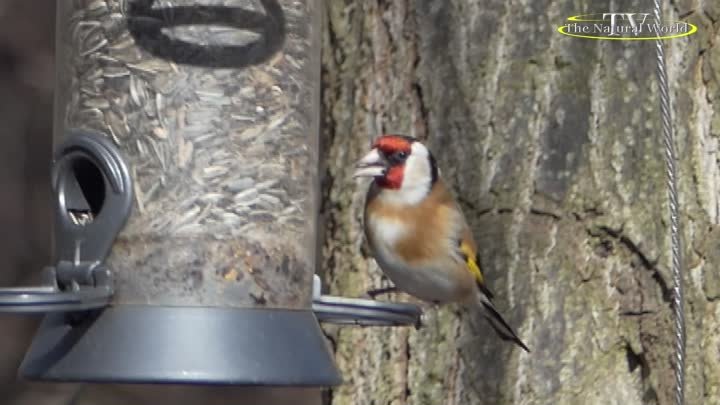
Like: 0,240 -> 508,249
479,295 -> 530,352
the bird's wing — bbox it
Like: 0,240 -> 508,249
455,210 -> 529,352
427,180 -> 495,299
439,183 -> 529,351
456,224 -> 494,300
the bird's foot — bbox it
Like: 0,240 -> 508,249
414,314 -> 424,330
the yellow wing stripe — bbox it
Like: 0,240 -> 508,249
459,241 -> 484,285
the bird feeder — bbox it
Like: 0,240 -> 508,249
0,0 -> 420,386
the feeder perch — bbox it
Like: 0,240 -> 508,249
0,0 -> 421,387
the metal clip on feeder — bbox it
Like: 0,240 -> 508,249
0,132 -> 126,315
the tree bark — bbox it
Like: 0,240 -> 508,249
320,1 -> 720,405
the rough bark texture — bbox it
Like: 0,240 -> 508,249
321,1 -> 720,405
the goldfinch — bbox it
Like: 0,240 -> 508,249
354,134 -> 529,352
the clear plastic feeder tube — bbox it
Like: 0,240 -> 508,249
54,0 -> 322,309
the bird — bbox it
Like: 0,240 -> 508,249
353,134 -> 529,352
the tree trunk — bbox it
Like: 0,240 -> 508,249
320,1 -> 720,405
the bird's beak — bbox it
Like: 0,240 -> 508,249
353,148 -> 387,179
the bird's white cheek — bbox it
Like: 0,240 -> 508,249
394,153 -> 432,206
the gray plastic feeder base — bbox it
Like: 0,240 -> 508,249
19,306 -> 342,386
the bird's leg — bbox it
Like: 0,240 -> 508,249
366,285 -> 398,299
414,313 -> 424,330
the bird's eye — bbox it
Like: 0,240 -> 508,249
394,151 -> 408,161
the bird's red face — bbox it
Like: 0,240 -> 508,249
353,135 -> 414,189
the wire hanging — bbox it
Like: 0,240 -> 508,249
652,2 -> 686,405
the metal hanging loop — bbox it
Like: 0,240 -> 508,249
0,130 -> 133,313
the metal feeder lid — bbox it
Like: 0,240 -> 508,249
18,306 -> 342,387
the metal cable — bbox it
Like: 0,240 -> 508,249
652,2 -> 685,405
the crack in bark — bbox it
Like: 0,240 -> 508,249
571,207 -> 606,221
404,334 -> 412,402
595,225 -> 671,303
584,218 -> 679,404
578,214 -> 675,403
625,341 -> 650,378
621,310 -> 658,316
629,246 -> 656,405
625,342 -> 660,403
411,82 -> 429,140
529,207 -> 562,220
456,195 -> 493,217
703,8 -> 717,24
679,9 -> 696,19
445,317 -> 464,405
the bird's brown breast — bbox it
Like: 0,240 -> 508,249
365,180 -> 472,266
